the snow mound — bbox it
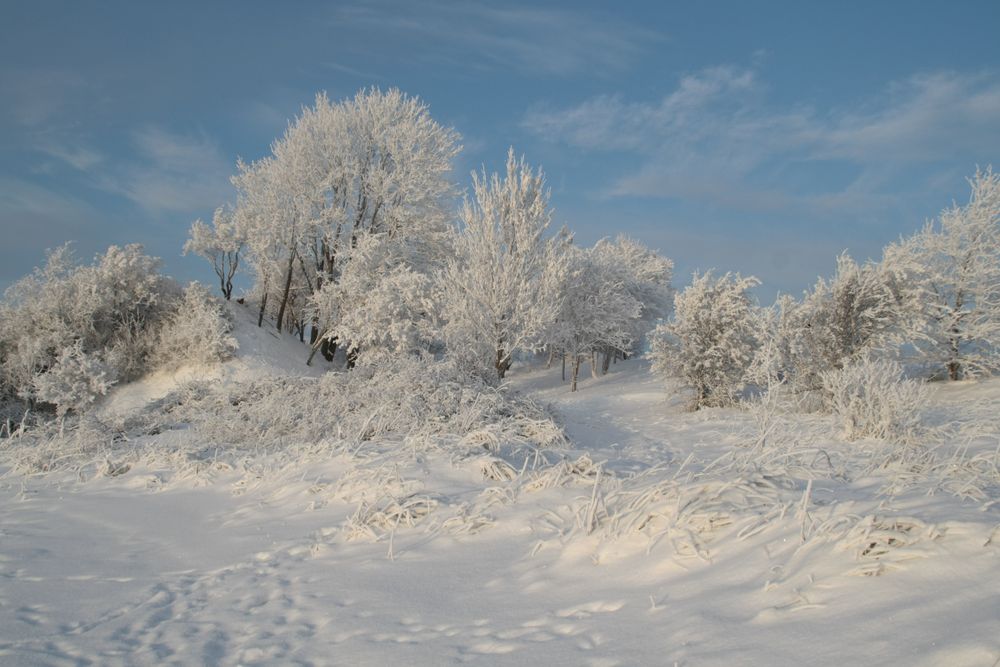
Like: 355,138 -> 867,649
97,303 -> 329,419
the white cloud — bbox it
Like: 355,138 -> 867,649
523,67 -> 1000,214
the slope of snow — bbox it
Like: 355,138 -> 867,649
97,304 -> 330,419
1,341 -> 999,665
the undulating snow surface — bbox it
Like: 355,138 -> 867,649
2,320 -> 999,666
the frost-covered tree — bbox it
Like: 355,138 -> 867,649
883,167 -> 1000,379
230,88 -> 460,341
547,243 -> 643,391
588,235 -> 674,371
184,206 -> 244,300
309,234 -> 438,366
772,253 -> 903,392
154,282 -> 239,370
440,149 -> 567,380
232,154 -> 306,332
650,271 -> 761,409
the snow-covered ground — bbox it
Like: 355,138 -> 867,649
2,320 -> 999,666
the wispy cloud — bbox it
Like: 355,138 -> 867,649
0,177 -> 102,284
99,127 -> 233,213
0,66 -> 92,128
523,67 -> 1000,215
36,142 -> 104,171
331,2 -> 659,77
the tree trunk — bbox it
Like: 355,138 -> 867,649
590,350 -> 599,379
571,355 -> 581,392
546,346 -> 555,368
561,353 -> 566,382
257,289 -> 268,327
948,329 -> 962,380
275,251 -> 296,333
601,348 -> 611,375
495,348 -> 511,380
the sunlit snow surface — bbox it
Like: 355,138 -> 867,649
2,312 -> 998,666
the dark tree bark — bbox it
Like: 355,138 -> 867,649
275,251 -> 296,333
257,286 -> 268,328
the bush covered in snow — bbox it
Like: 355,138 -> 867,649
310,234 -> 439,366
153,282 -> 238,371
137,355 -> 567,458
820,357 -> 930,442
31,341 -> 117,417
0,244 -> 178,410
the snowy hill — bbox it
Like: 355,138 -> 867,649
1,314 -> 999,665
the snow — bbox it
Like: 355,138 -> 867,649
2,316 -> 999,665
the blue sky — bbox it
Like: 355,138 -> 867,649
2,0 -> 999,298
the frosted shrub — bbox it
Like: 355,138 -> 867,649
545,242 -> 642,392
154,282 -> 238,370
820,358 -> 930,442
177,355 -> 566,451
1,244 -> 177,410
31,341 -> 116,417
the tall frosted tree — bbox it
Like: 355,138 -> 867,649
883,167 -> 1000,379
229,88 -> 460,344
440,149 -> 567,380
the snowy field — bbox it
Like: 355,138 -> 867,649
2,311 -> 999,666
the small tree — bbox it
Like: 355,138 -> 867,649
184,207 -> 244,300
883,167 -> 1000,379
650,271 -> 760,409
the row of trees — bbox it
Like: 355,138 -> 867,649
188,89 -> 674,389
651,168 -> 1000,409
